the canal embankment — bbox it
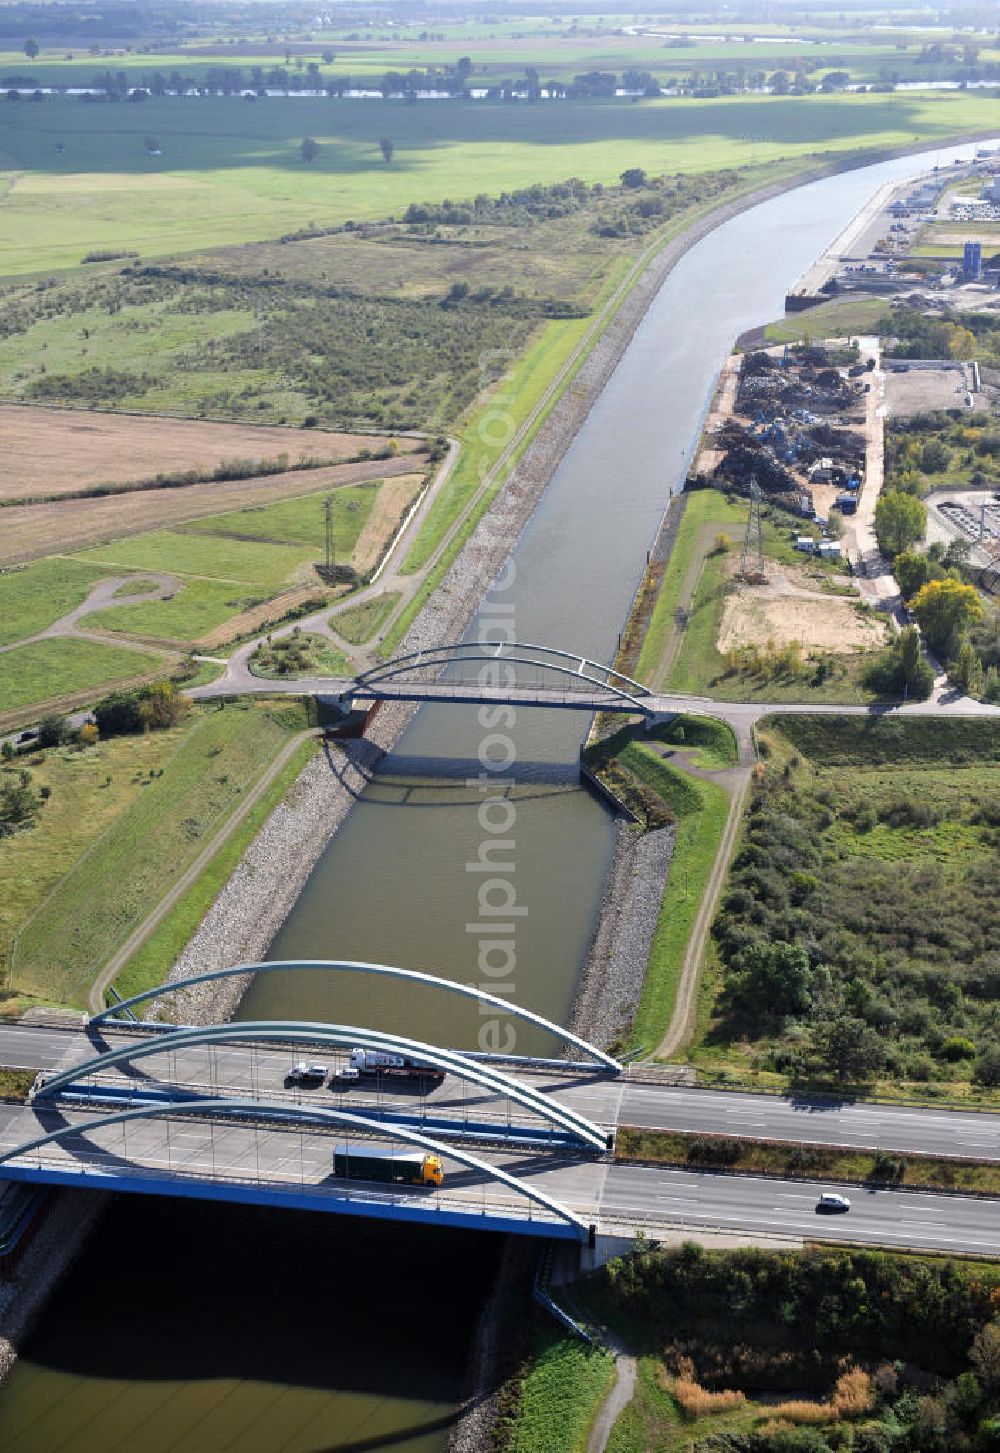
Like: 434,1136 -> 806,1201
153,149 -> 917,1026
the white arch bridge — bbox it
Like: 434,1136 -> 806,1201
0,961 -> 625,1243
190,639 -> 661,718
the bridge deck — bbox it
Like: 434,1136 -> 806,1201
2,1025 -> 999,1254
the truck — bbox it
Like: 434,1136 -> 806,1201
333,1143 -> 444,1186
347,1048 -> 445,1084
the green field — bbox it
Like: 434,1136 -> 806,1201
74,486 -> 379,641
10,702 -> 304,1004
0,725 -> 189,981
0,557 -> 111,646
760,293 -> 888,343
0,91 -> 997,275
0,636 -> 158,714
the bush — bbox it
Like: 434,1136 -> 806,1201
941,1036 -> 977,1062
974,1046 -> 1000,1088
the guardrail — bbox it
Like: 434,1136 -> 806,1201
1,1146 -> 577,1232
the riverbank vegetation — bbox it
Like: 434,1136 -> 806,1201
1,699 -> 313,1010
691,716 -> 1000,1104
575,1243 -> 1000,1453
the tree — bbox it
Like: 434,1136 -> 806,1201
874,491 -> 926,557
950,634 -> 984,695
36,715 -> 68,748
894,549 -> 944,600
911,577 -> 984,657
300,136 -> 319,163
729,942 -> 814,1019
620,167 -> 647,188
971,1322 -> 1000,1390
813,1014 -> 887,1082
0,769 -> 38,836
23,37 -> 39,59
378,136 -> 394,164
899,625 -> 935,698
77,722 -> 99,747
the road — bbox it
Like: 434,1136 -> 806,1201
2,1023 -> 998,1161
619,1083 -> 1000,1161
0,1088 -> 997,1257
602,1163 -> 1000,1256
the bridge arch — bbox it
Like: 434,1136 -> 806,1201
90,959 -> 623,1075
0,1099 -> 590,1240
353,640 -> 652,711
39,1021 -> 612,1150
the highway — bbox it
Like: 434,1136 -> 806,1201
618,1084 -> 1000,1162
602,1163 -> 1000,1257
1,1021 -> 998,1253
2,1023 -> 999,1160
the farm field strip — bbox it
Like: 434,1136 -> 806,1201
0,92 -> 997,275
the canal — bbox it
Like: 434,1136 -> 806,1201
0,140 -> 991,1452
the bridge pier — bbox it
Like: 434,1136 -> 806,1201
642,711 -> 679,733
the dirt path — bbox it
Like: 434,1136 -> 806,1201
0,573 -> 179,657
86,729 -> 314,1014
587,1337 -> 638,1453
655,764 -> 751,1061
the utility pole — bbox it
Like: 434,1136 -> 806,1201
739,476 -> 765,579
324,495 -> 335,577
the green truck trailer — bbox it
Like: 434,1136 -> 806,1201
333,1144 -> 444,1186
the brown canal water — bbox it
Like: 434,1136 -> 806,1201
1,142 -> 991,1453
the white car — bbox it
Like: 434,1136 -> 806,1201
816,1192 -> 851,1214
287,1062 -> 327,1086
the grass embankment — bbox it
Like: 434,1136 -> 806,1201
0,92 -> 996,275
8,701 -> 311,1006
0,636 -> 166,715
584,722 -> 733,1055
761,295 -> 888,345
618,1126 -> 1000,1196
332,593 -> 401,645
691,715 -> 1000,1106
635,490 -> 745,684
499,1327 -> 616,1453
110,730 -> 318,1006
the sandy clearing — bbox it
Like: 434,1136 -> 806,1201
0,405 -> 418,501
0,455 -> 426,567
718,559 -> 882,655
352,474 -> 425,576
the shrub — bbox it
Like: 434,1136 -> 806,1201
673,1358 -> 746,1417
77,722 -> 99,747
974,1046 -> 1000,1088
941,1036 -> 977,1062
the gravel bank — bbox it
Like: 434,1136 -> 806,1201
569,822 -> 676,1052
0,1190 -> 109,1383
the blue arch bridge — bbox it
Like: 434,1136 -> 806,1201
0,962 -> 629,1246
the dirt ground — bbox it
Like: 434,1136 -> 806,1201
0,406 -> 418,501
0,455 -> 427,567
884,365 -> 971,417
718,559 -> 884,655
353,474 -> 424,576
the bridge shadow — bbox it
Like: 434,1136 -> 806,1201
20,1196 -> 501,1422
